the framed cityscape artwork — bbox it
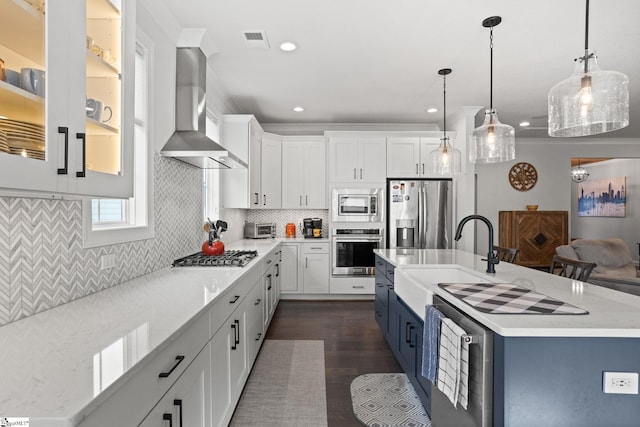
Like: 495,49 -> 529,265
577,176 -> 626,217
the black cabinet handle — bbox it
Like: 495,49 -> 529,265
163,413 -> 173,427
229,295 -> 240,304
234,319 -> 240,345
253,192 -> 259,205
173,399 -> 183,427
275,263 -> 280,277
405,322 -> 411,344
254,298 -> 261,305
231,323 -> 237,350
267,274 -> 272,290
256,332 -> 262,341
159,355 -> 185,378
408,326 -> 415,348
76,132 -> 86,178
376,282 -> 384,287
57,127 -> 68,175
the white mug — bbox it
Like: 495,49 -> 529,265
86,98 -> 113,123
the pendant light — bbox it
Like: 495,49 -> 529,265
548,0 -> 629,137
429,68 -> 461,176
571,159 -> 590,183
471,16 -> 515,164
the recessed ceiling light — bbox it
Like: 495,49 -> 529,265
293,106 -> 304,112
280,42 -> 297,52
519,121 -> 531,127
427,108 -> 438,113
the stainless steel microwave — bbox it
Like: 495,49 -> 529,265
244,222 -> 276,239
331,188 -> 383,222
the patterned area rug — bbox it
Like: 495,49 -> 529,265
351,373 -> 432,427
230,340 -> 327,427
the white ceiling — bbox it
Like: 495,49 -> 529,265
158,0 -> 640,138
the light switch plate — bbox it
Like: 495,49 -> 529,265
603,372 -> 639,394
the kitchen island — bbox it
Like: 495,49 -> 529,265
375,248 -> 640,427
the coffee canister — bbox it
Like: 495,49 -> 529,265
285,223 -> 296,238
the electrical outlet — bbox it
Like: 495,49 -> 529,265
603,372 -> 639,394
101,254 -> 116,270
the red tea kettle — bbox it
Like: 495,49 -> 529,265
202,219 -> 227,255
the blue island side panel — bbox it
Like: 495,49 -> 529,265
494,335 -> 640,427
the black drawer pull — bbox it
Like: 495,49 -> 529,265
234,319 -> 240,345
256,332 -> 262,341
76,132 -> 86,178
405,322 -> 411,343
255,298 -> 261,305
159,355 -> 185,378
231,323 -> 237,350
229,295 -> 240,304
163,413 -> 173,427
409,326 -> 415,348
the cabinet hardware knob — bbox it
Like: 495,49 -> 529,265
158,355 -> 185,378
57,127 -> 69,175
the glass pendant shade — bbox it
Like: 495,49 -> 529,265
548,53 -> 629,137
570,165 -> 590,183
429,137 -> 461,176
470,109 -> 515,164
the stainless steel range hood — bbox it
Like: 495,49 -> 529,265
161,47 -> 247,169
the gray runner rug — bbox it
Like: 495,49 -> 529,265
351,373 -> 431,427
230,339 -> 327,427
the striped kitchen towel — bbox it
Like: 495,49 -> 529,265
421,305 -> 444,383
436,317 -> 470,409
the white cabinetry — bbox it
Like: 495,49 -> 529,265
386,137 -> 449,177
302,242 -> 330,294
246,278 -> 264,369
328,136 -> 386,183
259,133 -> 282,208
139,345 -> 212,427
280,243 -> 300,293
0,0 -> 135,197
281,136 -> 326,209
221,114 -> 264,208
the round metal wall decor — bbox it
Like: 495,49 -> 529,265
508,162 -> 538,191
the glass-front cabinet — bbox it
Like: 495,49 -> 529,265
0,0 -> 134,197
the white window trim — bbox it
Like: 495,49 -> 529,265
82,31 -> 155,248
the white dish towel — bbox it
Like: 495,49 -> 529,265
436,317 -> 470,409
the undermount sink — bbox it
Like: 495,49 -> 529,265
395,265 -> 495,317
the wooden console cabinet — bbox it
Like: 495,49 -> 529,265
498,211 -> 568,269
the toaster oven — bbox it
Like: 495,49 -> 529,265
244,222 -> 276,239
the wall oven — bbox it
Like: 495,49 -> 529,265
332,228 -> 383,276
331,188 -> 383,222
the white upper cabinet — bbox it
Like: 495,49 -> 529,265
259,133 -> 282,209
221,114 -> 264,209
281,136 -> 326,209
328,136 -> 386,183
387,137 -> 445,178
0,0 -> 135,197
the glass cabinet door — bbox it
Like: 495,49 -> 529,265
0,0 -> 69,193
75,0 -> 133,197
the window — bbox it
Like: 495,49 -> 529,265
82,35 -> 154,248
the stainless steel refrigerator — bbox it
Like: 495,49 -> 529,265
387,179 -> 452,249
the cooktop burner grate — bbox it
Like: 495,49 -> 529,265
172,250 -> 259,267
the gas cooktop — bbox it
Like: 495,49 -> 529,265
172,250 -> 258,267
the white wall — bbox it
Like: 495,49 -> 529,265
475,138 -> 640,258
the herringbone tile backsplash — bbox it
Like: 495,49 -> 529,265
0,155 -> 203,326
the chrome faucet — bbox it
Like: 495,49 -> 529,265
454,214 -> 499,274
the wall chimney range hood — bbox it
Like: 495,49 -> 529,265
161,47 -> 247,169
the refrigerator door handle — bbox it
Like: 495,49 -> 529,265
418,186 -> 424,248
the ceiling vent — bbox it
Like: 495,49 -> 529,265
242,30 -> 270,49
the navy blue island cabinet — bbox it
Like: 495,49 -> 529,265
374,254 -> 640,427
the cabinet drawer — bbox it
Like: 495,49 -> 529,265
262,249 -> 280,274
303,242 -> 329,253
330,278 -> 374,294
210,264 -> 261,338
79,312 -> 209,427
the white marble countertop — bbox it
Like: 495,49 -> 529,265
375,248 -> 640,338
0,239 -> 281,424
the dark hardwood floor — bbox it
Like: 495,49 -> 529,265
265,300 -> 402,427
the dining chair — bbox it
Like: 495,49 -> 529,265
549,255 -> 597,282
493,245 -> 519,263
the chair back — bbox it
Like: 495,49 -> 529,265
549,255 -> 597,282
493,246 -> 519,263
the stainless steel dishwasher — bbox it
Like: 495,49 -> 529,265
431,294 -> 493,427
